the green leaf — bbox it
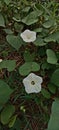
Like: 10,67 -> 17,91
44,31 -> 59,43
41,62 -> 51,70
12,118 -> 21,130
4,29 -> 13,34
56,52 -> 59,60
6,35 -> 24,51
1,104 -> 15,125
51,69 -> 59,87
8,115 -> 17,128
46,49 -> 58,64
22,7 -> 30,12
22,10 -> 42,25
22,15 -> 38,26
48,83 -> 56,94
0,80 -> 13,105
41,88 -> 51,99
0,14 -> 5,27
14,23 -> 24,32
4,0 -> 11,5
34,37 -> 47,46
34,28 -> 42,32
19,62 -> 40,76
24,51 -> 35,62
47,99 -> 59,130
0,60 -> 16,72
13,17 -> 21,22
43,20 -> 54,28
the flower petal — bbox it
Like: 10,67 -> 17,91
23,73 -> 43,94
0,59 -> 3,62
20,29 -> 36,42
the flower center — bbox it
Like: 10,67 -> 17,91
31,81 -> 35,85
27,34 -> 31,39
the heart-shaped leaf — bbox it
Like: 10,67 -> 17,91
22,10 -> 42,25
19,62 -> 40,76
6,35 -> 24,50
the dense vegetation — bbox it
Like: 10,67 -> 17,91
0,0 -> 59,130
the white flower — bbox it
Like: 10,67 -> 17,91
20,29 -> 36,42
23,73 -> 43,94
0,59 -> 2,62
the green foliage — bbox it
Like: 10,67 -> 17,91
0,0 -> 59,129
44,31 -> 59,43
34,28 -> 42,33
22,10 -> 43,25
48,83 -> 56,94
47,99 -> 59,130
6,35 -> 25,51
19,62 -> 40,76
41,88 -> 51,99
0,60 -> 16,71
46,49 -> 58,64
8,115 -> 17,128
34,37 -> 47,46
0,14 -> 5,27
1,104 -> 15,125
4,0 -> 11,5
43,19 -> 55,28
0,80 -> 13,105
11,118 -> 21,130
24,51 -> 35,62
4,29 -> 13,34
51,69 -> 59,87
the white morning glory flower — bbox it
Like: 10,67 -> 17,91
20,29 -> 36,42
23,73 -> 43,94
0,59 -> 2,62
